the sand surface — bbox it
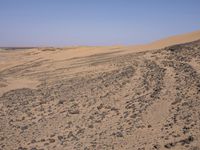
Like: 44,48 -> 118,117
0,31 -> 200,150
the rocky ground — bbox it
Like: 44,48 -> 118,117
0,40 -> 200,150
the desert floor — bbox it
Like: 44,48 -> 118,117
0,31 -> 200,150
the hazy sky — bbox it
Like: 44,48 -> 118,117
0,0 -> 200,46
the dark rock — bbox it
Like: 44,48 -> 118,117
18,147 -> 28,150
179,136 -> 194,145
21,125 -> 28,131
113,131 -> 123,137
58,136 -> 64,141
31,139 -> 36,143
49,138 -> 55,143
148,125 -> 152,128
164,142 -> 176,149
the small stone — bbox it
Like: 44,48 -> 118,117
153,144 -> 160,149
88,125 -> 94,128
180,136 -> 194,145
114,132 -> 123,137
58,136 -> 64,141
21,125 -> 28,131
18,147 -> 28,150
31,139 -> 36,143
164,143 -> 175,149
148,125 -> 152,128
49,138 -> 55,143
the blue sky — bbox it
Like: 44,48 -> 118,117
0,0 -> 199,46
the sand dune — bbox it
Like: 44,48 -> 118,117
149,30 -> 200,48
127,30 -> 200,51
0,31 -> 200,150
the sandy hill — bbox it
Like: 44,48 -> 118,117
0,30 -> 200,150
127,30 -> 200,51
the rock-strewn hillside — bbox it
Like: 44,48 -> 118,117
0,40 -> 200,150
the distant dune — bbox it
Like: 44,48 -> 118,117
128,30 -> 200,52
150,30 -> 200,47
0,30 -> 200,150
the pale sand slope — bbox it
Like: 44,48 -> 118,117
0,30 -> 200,94
128,30 -> 200,51
0,31 -> 200,150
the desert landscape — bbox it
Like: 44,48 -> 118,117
0,30 -> 200,150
